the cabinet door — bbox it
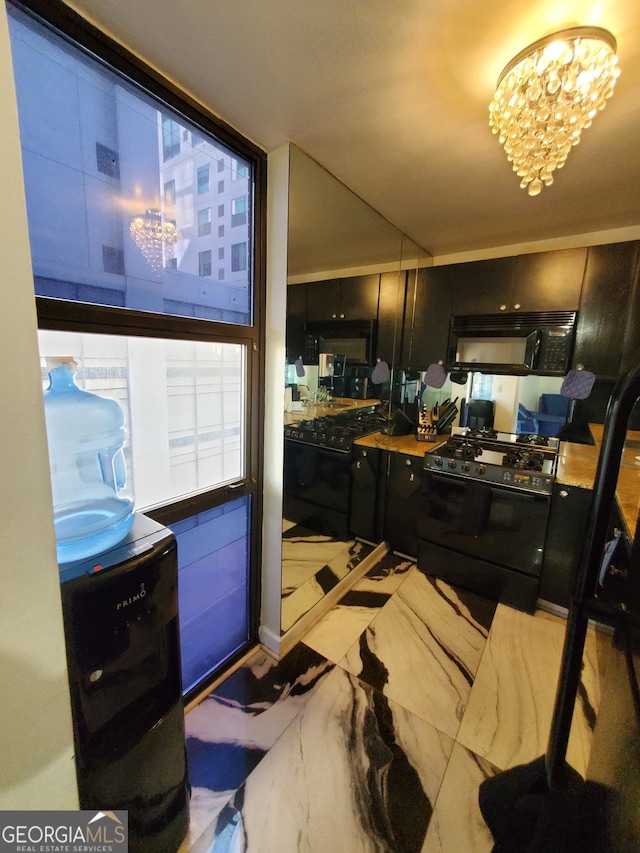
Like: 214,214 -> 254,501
539,483 -> 591,607
349,446 -> 383,543
286,283 -> 307,363
383,454 -> 423,558
451,257 -> 516,315
376,270 -> 406,365
512,247 -> 587,312
306,279 -> 341,321
339,274 -> 380,320
574,242 -> 638,378
403,267 -> 455,368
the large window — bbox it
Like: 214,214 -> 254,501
9,0 -> 265,698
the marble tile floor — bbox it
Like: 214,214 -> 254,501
181,558 -> 603,853
281,520 -> 376,634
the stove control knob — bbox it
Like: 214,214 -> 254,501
462,461 -> 471,472
476,464 -> 486,475
434,457 -> 443,467
448,459 -> 457,469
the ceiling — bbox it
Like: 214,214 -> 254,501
66,0 -> 640,263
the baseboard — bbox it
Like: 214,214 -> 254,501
270,540 -> 390,659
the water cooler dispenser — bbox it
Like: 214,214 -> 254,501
59,513 -> 190,852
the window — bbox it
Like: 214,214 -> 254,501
232,158 -> 249,180
218,268 -> 225,279
218,224 -> 225,238
9,1 -> 265,699
218,204 -> 225,217
198,207 -> 212,236
199,250 -> 212,277
96,143 -> 120,180
217,158 -> 225,173
102,245 -> 125,275
164,179 -> 176,206
231,242 -> 247,272
197,164 -> 210,194
162,114 -> 181,161
218,248 -> 224,260
231,196 -> 247,227
217,180 -> 224,193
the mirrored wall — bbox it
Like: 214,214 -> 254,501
281,145 -> 431,634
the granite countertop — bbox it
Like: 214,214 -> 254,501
284,398 -> 381,426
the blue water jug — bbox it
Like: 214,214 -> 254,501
43,357 -> 134,564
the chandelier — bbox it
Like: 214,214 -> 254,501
489,27 -> 620,196
129,209 -> 180,271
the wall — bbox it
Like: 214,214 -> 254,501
0,4 -> 77,809
260,142 -> 290,651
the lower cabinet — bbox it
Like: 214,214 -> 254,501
539,483 -> 592,607
383,453 -> 424,558
349,446 -> 385,543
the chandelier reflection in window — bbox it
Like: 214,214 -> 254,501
129,209 -> 180,271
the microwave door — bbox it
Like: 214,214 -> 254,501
454,335 -> 530,371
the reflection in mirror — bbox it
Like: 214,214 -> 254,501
281,145 -> 430,638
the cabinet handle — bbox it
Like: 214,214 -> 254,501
500,304 -> 507,311
405,458 -> 412,466
559,489 -> 569,498
332,313 -> 337,319
356,461 -> 361,469
513,303 -> 521,310
340,313 -> 345,319
409,473 -> 414,482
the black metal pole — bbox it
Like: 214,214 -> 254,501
545,361 -> 640,790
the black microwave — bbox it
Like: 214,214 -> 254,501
446,311 -> 577,376
303,319 -> 377,366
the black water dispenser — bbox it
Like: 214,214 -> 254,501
59,513 -> 190,852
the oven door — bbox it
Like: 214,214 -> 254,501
283,439 -> 352,539
419,472 -> 551,576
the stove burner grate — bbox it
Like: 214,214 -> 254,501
466,427 -> 498,440
516,433 -> 550,447
502,449 -> 545,471
443,440 -> 482,461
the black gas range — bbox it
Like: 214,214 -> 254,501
423,426 -> 559,494
284,406 -> 386,453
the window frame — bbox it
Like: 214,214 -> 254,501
11,0 -> 267,687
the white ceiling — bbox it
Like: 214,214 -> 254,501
66,0 -> 640,263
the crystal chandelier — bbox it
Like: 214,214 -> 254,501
129,209 -> 180,271
489,27 -> 620,196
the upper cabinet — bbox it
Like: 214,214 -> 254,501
574,241 -> 640,379
306,274 -> 380,321
376,270 -> 407,365
451,248 -> 587,315
401,267 -> 454,369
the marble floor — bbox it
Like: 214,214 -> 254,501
180,555 -> 604,853
280,520 -> 375,634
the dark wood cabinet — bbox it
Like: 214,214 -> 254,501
512,247 -> 586,312
450,248 -> 586,316
574,242 -> 639,379
286,283 -> 307,363
349,445 -> 385,543
402,266 -> 455,368
306,274 -> 380,322
383,453 -> 423,558
451,257 -> 515,315
376,270 -> 407,365
539,483 -> 591,607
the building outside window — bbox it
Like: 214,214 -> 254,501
162,114 -> 181,161
197,163 -> 210,194
231,196 -> 247,227
164,179 -> 176,206
199,249 -> 212,276
217,179 -> 224,193
198,207 -> 212,236
232,159 -> 249,180
231,242 -> 247,272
